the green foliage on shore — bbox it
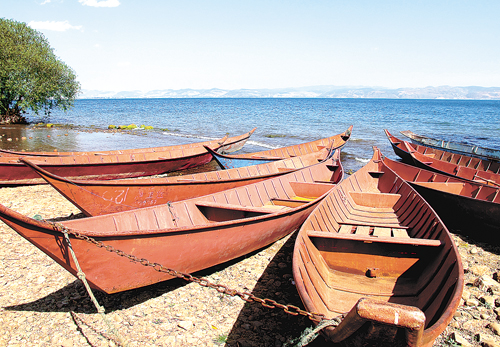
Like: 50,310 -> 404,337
0,18 -> 81,124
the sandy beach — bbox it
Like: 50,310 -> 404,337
0,182 -> 499,347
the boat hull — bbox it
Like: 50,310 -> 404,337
213,125 -> 353,162
0,151 -> 343,293
401,130 -> 500,162
0,151 -> 214,185
0,204 -> 318,293
22,149 -> 340,216
0,128 -> 256,157
410,183 -> 500,243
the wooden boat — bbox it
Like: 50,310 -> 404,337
21,148 -> 342,216
206,125 -> 353,168
0,129 -> 259,186
401,130 -> 500,162
0,151 -> 343,293
0,128 -> 256,157
293,147 -> 462,347
381,151 -> 500,244
385,130 -> 500,186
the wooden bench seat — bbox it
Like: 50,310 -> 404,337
270,198 -> 310,208
195,201 -> 288,214
306,229 -> 442,247
338,224 -> 409,237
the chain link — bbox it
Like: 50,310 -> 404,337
52,222 -> 326,323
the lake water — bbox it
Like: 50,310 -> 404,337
1,98 -> 499,172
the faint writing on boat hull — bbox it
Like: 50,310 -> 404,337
101,188 -> 167,207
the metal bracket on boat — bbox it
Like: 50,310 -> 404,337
53,222 -> 326,323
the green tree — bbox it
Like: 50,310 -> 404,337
0,18 -> 80,124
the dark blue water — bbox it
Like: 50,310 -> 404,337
4,98 -> 500,172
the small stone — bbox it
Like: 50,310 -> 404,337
475,275 -> 500,291
241,323 -> 252,330
489,322 -> 500,336
60,338 -> 73,347
178,320 -> 193,330
186,337 -> 198,344
471,265 -> 491,276
450,332 -> 472,347
470,247 -> 479,254
252,321 -> 263,328
481,296 -> 496,308
482,337 -> 500,347
237,339 -> 252,347
466,298 -> 480,306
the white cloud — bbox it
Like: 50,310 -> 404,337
28,20 -> 83,32
40,0 -> 51,4
79,0 -> 120,7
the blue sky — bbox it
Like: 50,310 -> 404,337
1,0 -> 499,92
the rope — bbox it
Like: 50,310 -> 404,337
61,229 -> 128,347
286,315 -> 343,347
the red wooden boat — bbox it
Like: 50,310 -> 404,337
21,148 -> 342,216
0,129 -> 256,186
400,130 -> 500,162
293,147 -> 462,347
0,128 -> 256,157
0,151 -> 343,293
385,129 -> 500,186
381,151 -> 500,244
209,125 -> 353,163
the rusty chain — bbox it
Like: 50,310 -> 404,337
52,222 -> 325,323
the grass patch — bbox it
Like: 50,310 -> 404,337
264,134 -> 286,138
213,334 -> 228,345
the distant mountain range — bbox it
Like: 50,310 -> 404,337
78,85 -> 500,100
